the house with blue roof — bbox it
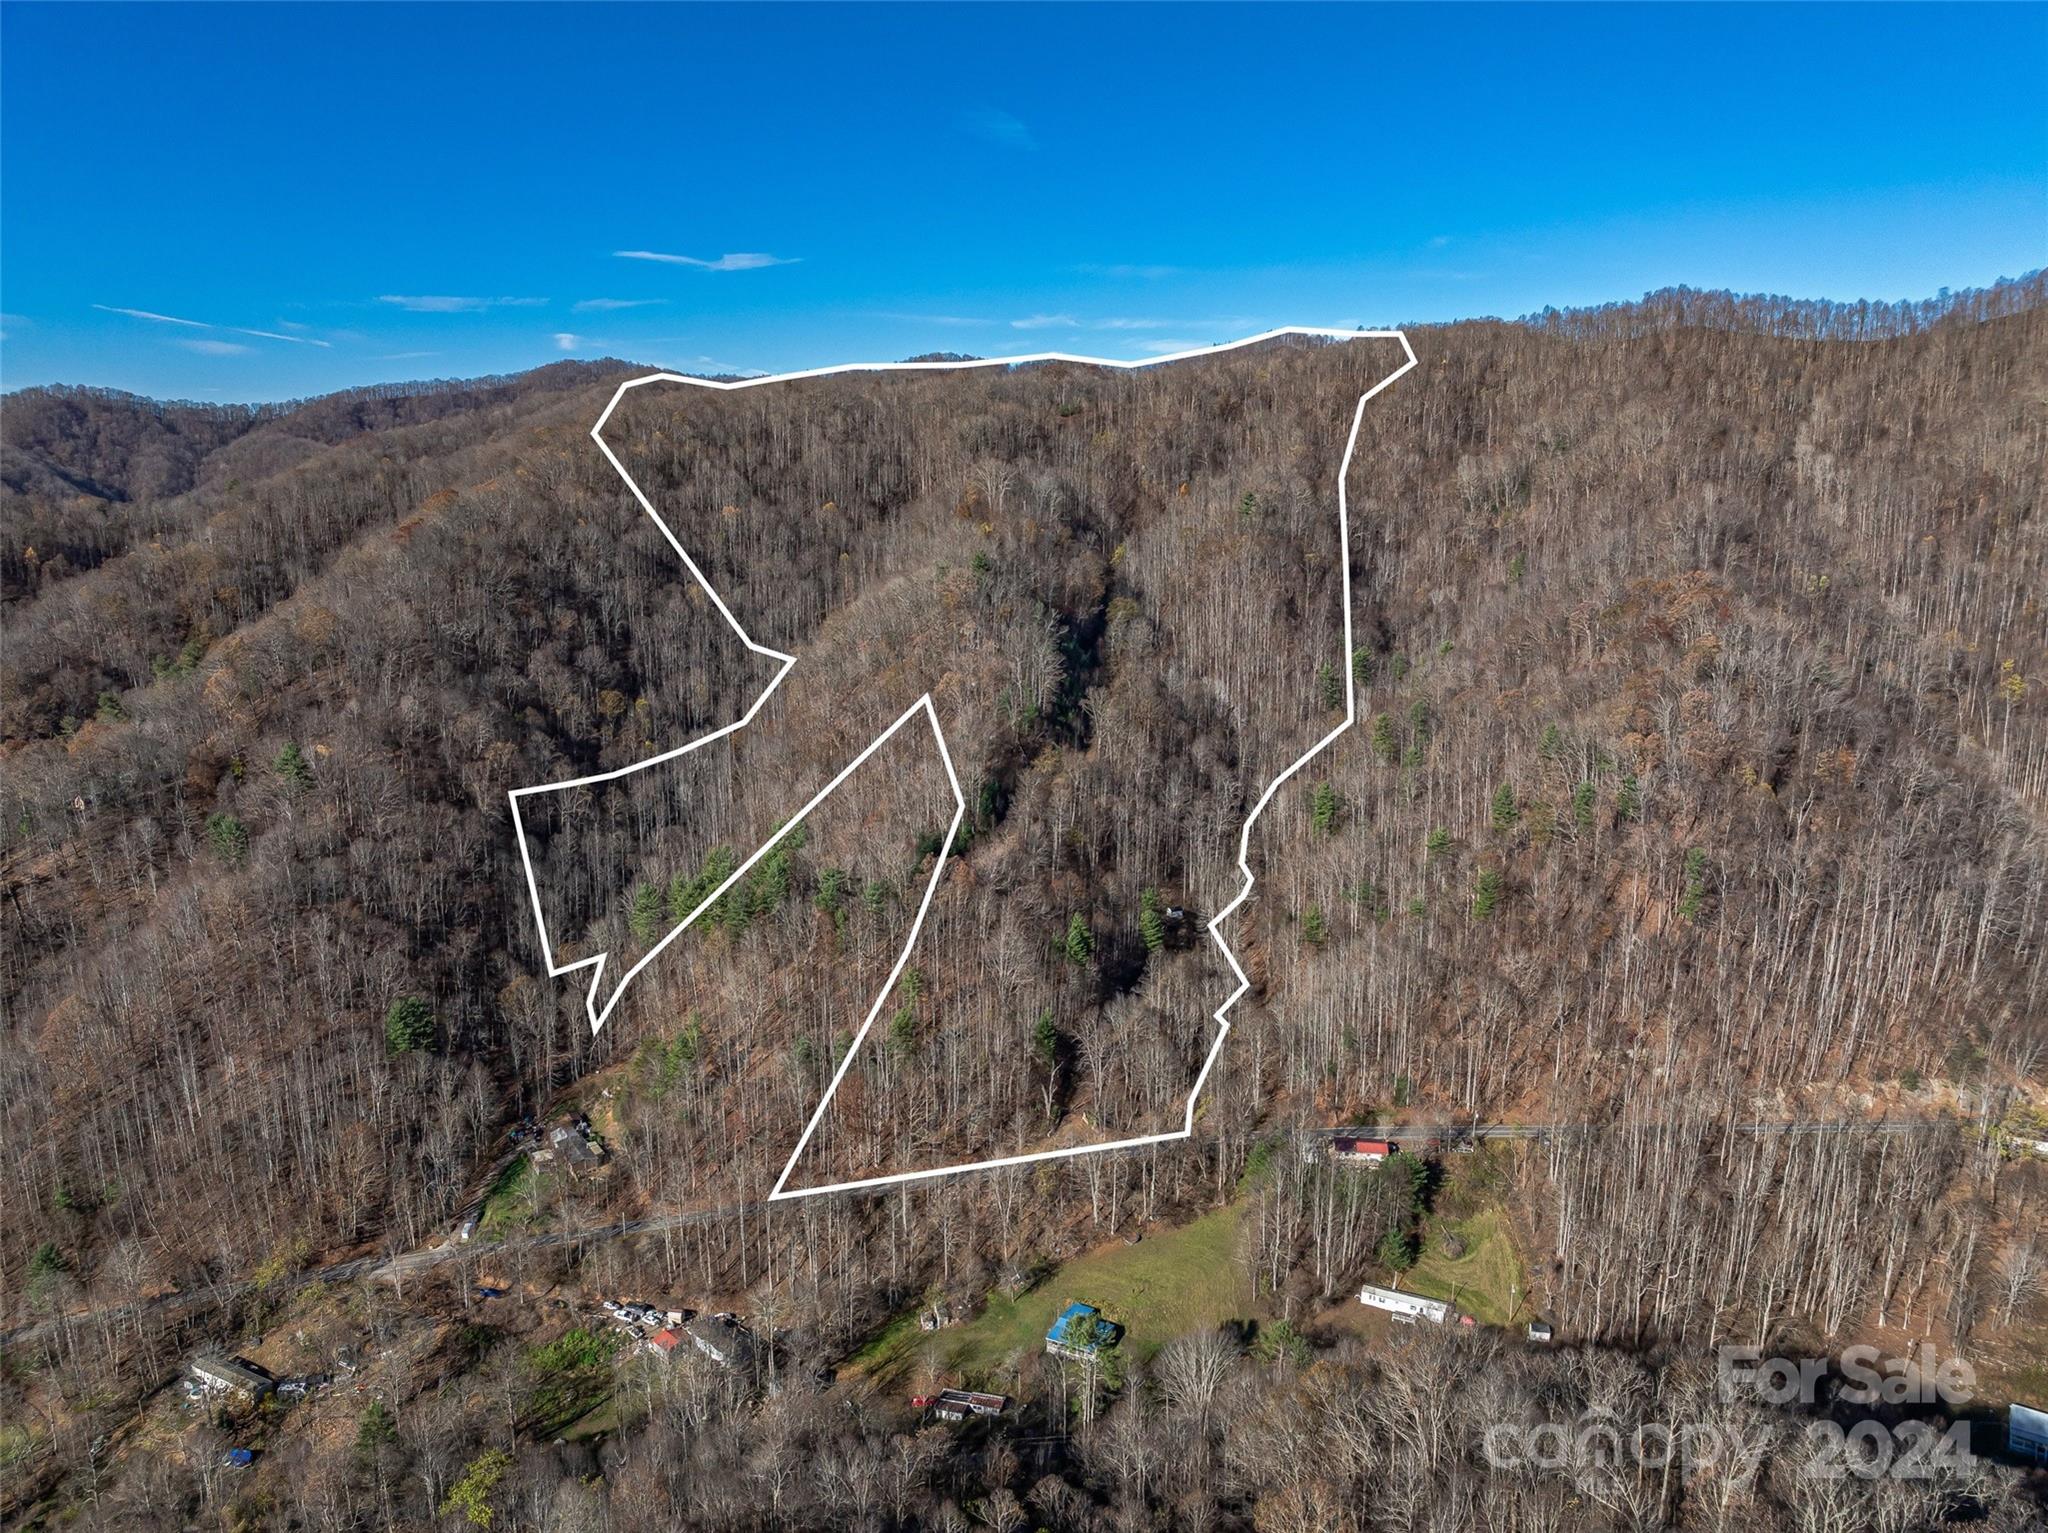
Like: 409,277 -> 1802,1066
1045,1301 -> 1122,1361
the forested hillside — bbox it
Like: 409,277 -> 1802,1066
2,280 -> 2043,1531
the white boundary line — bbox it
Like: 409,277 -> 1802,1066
506,326 -> 1416,1200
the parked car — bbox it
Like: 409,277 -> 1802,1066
601,1299 -> 621,1313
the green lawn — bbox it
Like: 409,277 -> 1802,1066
477,1154 -> 537,1239
519,1327 -> 622,1436
1401,1205 -> 1530,1326
849,1204 -> 1252,1391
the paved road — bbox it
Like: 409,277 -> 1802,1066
0,1195 -> 788,1351
4,1117 -> 1961,1351
1307,1120 -> 1952,1143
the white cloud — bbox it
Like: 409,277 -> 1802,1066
375,351 -> 440,361
553,333 -> 582,352
179,338 -> 254,356
613,250 -> 799,272
870,311 -> 992,327
1006,315 -> 1247,339
962,107 -> 1035,150
573,297 -> 668,312
1011,314 -> 1197,332
233,326 -> 331,347
94,302 -> 332,346
94,303 -> 208,327
377,295 -> 549,313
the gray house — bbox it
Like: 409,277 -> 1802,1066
685,1312 -> 755,1368
189,1355 -> 275,1403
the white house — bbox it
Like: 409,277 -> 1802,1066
1359,1284 -> 1450,1325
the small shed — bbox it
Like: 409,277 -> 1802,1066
932,1388 -> 1008,1422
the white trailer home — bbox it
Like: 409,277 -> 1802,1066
1359,1283 -> 1450,1325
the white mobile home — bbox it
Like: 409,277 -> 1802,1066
1359,1284 -> 1450,1325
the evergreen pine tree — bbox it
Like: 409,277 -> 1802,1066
1616,773 -> 1643,821
1490,783 -> 1520,831
1302,904 -> 1328,945
1678,848 -> 1711,920
274,741 -> 312,793
1032,1009 -> 1058,1068
628,882 -> 664,944
384,995 -> 436,1054
28,1241 -> 67,1284
1471,869 -> 1504,920
355,1401 -> 398,1458
1310,781 -> 1340,835
1370,714 -> 1399,764
889,1006 -> 916,1056
1572,780 -> 1597,831
1316,662 -> 1343,712
1063,912 -> 1094,965
814,866 -> 848,914
205,812 -> 248,865
1139,889 -> 1166,953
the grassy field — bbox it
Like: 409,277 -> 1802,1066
1401,1205 -> 1530,1326
477,1154 -> 536,1239
849,1204 -> 1253,1391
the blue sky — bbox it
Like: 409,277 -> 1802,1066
3,2 -> 2042,401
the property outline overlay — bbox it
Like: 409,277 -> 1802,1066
507,327 -> 1418,1200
